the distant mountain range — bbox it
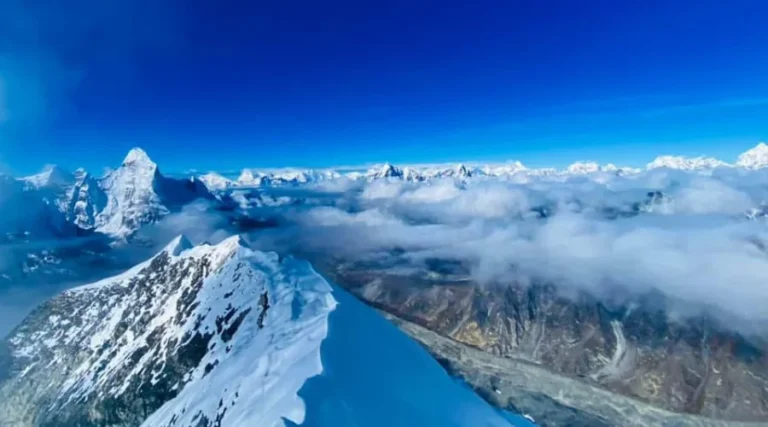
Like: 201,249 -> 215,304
3,148 -> 211,239
5,142 -> 768,240
206,142 -> 768,188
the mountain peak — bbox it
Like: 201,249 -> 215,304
216,234 -> 251,251
646,155 -> 728,170
164,235 -> 194,256
566,161 -> 601,175
122,147 -> 156,168
368,162 -> 403,179
737,142 -> 768,169
455,163 -> 470,176
22,164 -> 74,188
508,160 -> 527,170
199,171 -> 234,191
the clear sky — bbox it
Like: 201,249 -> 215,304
2,0 -> 768,174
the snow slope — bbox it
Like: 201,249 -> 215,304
296,283 -> 530,427
141,239 -> 337,427
736,142 -> 768,169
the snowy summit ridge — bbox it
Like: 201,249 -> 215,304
0,234 -> 336,427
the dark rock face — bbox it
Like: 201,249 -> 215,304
0,238 -> 267,427
328,268 -> 768,423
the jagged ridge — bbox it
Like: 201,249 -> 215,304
0,235 -> 337,427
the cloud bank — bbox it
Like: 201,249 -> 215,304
245,173 -> 768,324
3,167 -> 768,335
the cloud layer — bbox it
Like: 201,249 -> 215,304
245,172 -> 768,323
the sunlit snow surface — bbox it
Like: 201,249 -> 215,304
295,284 -> 533,427
141,245 -> 337,427
137,242 -> 530,427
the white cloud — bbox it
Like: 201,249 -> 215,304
673,177 -> 754,215
361,180 -> 404,200
260,171 -> 768,323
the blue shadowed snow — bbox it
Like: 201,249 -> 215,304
294,283 -> 535,427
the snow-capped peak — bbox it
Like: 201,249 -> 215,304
566,161 -> 601,175
481,161 -> 528,176
235,168 -> 341,187
199,171 -> 235,191
646,155 -> 729,170
237,169 -> 258,185
367,162 -> 403,179
95,148 -> 210,238
736,142 -> 768,169
505,160 -> 527,172
456,163 -> 469,175
22,164 -> 74,189
163,234 -> 194,256
122,147 -> 156,169
401,167 -> 422,181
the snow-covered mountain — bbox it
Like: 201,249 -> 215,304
236,168 -> 341,187
10,142 -> 768,238
199,171 -> 235,191
8,148 -> 211,239
95,148 -> 212,237
65,168 -> 107,229
21,164 -> 75,190
0,236 -> 525,427
646,155 -> 730,170
0,172 -> 77,241
480,161 -> 528,176
736,141 -> 768,169
366,162 -> 404,180
194,143 -> 768,189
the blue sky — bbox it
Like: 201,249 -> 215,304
2,0 -> 768,174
